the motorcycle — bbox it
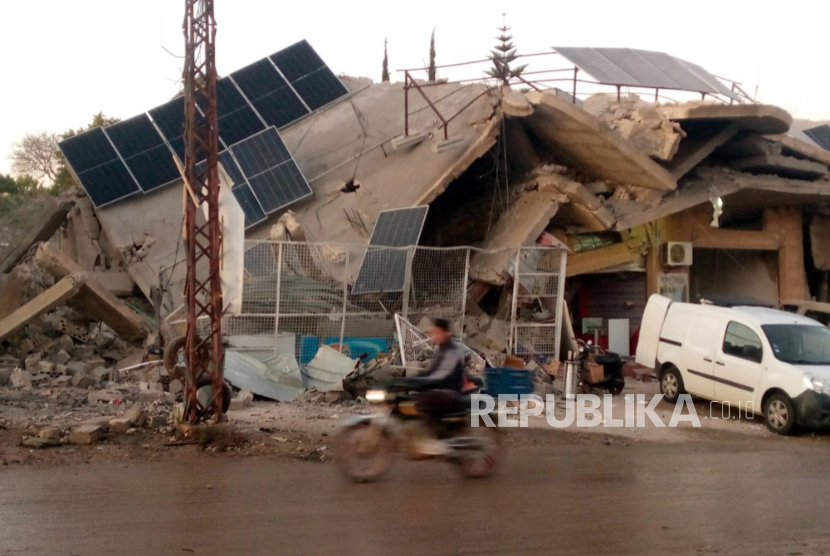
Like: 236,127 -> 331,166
577,339 -> 626,395
334,379 -> 501,482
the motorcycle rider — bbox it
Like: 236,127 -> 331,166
406,318 -> 467,456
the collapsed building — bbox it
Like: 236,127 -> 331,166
2,41 -> 830,406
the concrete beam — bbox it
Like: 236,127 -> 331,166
764,208 -> 808,301
0,275 -> 83,342
468,182 -> 562,285
668,124 -> 740,179
0,199 -> 74,275
524,91 -> 677,191
566,239 -> 644,277
729,154 -> 828,181
33,243 -> 149,340
660,103 -> 792,134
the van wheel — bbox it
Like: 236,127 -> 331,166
660,366 -> 684,404
764,392 -> 797,435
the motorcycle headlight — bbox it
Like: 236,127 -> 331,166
802,374 -> 830,395
366,390 -> 387,403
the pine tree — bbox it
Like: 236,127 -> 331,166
486,17 -> 527,86
381,38 -> 390,83
428,29 -> 437,82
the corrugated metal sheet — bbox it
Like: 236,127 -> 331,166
553,47 -> 741,101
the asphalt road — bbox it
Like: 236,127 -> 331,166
2,434 -> 829,556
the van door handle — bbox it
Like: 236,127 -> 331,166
716,361 -> 726,366
703,358 -> 713,363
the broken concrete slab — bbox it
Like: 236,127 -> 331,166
22,437 -> 62,449
0,199 -> 74,275
38,427 -> 61,440
469,178 -> 563,285
124,405 -> 148,427
228,390 -> 254,412
33,244 -> 150,341
90,271 -> 136,297
0,275 -> 83,342
767,132 -> 830,167
523,91 -> 677,191
666,123 -> 740,179
659,102 -> 792,134
729,154 -> 828,181
68,424 -> 103,445
109,417 -> 131,434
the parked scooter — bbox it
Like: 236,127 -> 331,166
334,379 -> 501,482
577,339 -> 626,395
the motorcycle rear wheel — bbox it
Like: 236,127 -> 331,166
453,426 -> 501,479
334,422 -> 395,482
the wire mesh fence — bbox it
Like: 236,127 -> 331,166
168,241 -> 567,364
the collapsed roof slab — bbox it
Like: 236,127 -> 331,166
612,168 -> 830,231
260,79 -> 502,245
468,177 -> 568,285
665,123 -> 740,179
766,133 -> 830,166
729,154 -> 828,181
659,102 -> 792,134
522,91 -> 677,191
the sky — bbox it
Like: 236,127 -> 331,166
1,0 -> 829,176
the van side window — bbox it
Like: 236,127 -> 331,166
722,322 -> 763,363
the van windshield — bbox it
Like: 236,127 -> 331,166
762,324 -> 830,365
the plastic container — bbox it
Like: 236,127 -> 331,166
484,367 -> 533,397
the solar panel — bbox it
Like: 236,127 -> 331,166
352,206 -> 429,295
804,125 -> 830,151
104,114 -> 179,192
58,127 -> 142,207
148,97 -> 187,161
59,127 -> 119,174
232,184 -> 267,228
292,67 -> 349,111
247,158 -> 312,213
76,159 -> 141,207
231,59 -> 288,102
250,86 -> 310,129
269,40 -> 325,82
230,127 -> 291,178
553,47 -> 742,101
218,106 -> 266,146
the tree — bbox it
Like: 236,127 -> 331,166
8,112 -> 120,195
485,17 -> 527,86
0,173 -> 39,197
10,132 -> 61,185
428,29 -> 437,82
381,38 -> 390,83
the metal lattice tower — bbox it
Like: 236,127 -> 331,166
182,0 -> 225,423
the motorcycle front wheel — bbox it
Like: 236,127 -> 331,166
334,422 -> 395,483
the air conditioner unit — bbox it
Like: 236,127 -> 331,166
662,242 -> 693,266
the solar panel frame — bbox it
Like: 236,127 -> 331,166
148,97 -> 187,161
231,59 -> 289,102
249,85 -> 310,129
351,206 -> 429,295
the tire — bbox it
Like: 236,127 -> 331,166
195,374 -> 232,414
608,378 -> 625,396
454,426 -> 501,479
162,336 -> 187,380
334,422 -> 395,482
764,392 -> 797,435
660,366 -> 684,404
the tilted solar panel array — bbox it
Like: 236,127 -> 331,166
59,40 -> 347,218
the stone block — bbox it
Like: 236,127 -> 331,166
66,361 -> 91,376
146,415 -> 167,428
109,418 -> 131,434
24,356 -> 41,372
91,367 -> 112,383
124,405 -> 148,427
68,425 -> 103,445
88,389 -> 122,404
71,373 -> 97,389
39,427 -> 61,440
53,350 -> 72,365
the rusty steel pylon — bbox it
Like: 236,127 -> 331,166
182,0 -> 225,423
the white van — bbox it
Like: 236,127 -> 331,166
636,295 -> 830,435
